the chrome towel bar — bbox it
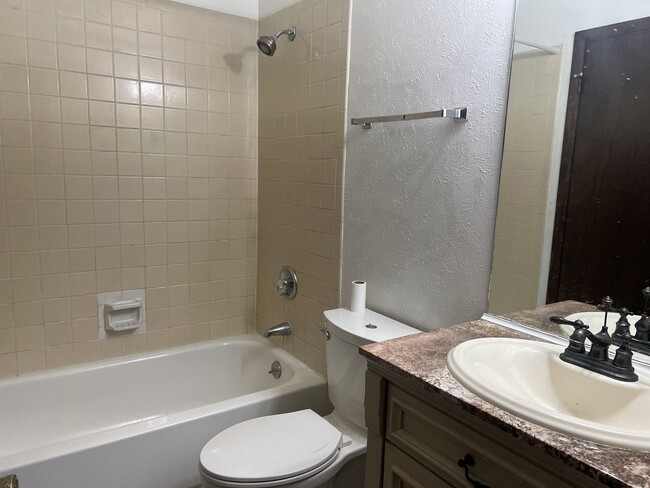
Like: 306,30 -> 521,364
351,107 -> 467,129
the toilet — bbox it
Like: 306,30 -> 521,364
199,308 -> 419,488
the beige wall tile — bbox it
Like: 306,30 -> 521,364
60,71 -> 87,98
86,22 -> 112,50
112,2 -> 137,29
0,34 -> 27,65
113,26 -> 137,54
115,78 -> 139,104
1,65 -> 29,93
58,44 -> 86,72
0,353 -> 17,378
17,348 -> 46,374
46,344 -> 74,368
256,0 -> 348,375
27,12 -> 55,42
114,52 -> 138,79
12,277 -> 40,303
138,7 -> 161,34
73,340 -> 99,363
87,49 -> 114,77
0,0 -> 259,377
489,51 -> 562,314
57,16 -> 85,46
15,325 -> 43,351
88,74 -> 114,101
0,4 -> 23,31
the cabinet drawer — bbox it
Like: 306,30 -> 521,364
383,441 -> 455,488
385,385 -> 598,488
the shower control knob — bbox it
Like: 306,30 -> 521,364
275,266 -> 298,300
275,279 -> 289,294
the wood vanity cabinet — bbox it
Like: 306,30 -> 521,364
364,364 -> 604,488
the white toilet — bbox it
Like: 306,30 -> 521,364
199,308 -> 419,488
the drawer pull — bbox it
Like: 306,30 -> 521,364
457,454 -> 490,488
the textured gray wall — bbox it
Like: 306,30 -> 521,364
342,0 -> 517,330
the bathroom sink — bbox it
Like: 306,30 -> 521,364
446,337 -> 650,451
561,311 -> 642,335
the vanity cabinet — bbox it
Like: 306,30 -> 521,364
364,364 -> 604,488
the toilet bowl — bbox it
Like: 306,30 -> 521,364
199,410 -> 366,488
199,308 -> 419,488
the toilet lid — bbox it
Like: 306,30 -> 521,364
200,410 -> 342,484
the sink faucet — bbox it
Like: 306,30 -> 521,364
264,321 -> 292,338
549,315 -> 638,382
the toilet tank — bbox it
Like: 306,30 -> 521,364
323,309 -> 419,430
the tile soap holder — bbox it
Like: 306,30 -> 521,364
104,299 -> 143,332
97,290 -> 147,339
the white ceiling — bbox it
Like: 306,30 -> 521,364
170,0 -> 301,20
170,0 -> 258,19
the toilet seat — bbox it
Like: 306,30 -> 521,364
200,410 -> 342,487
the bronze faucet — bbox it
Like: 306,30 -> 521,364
549,312 -> 638,382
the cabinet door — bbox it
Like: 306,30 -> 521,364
383,442 -> 456,488
385,385 -> 602,488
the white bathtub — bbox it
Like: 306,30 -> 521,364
0,334 -> 330,488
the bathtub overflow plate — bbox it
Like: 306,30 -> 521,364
268,360 -> 282,379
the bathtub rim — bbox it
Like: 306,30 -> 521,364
0,333 -> 310,386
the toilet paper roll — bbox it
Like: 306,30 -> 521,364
350,280 -> 366,313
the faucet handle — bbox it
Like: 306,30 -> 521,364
549,316 -> 587,329
598,296 -> 614,311
275,279 -> 289,294
550,316 -> 589,354
612,338 -> 638,380
275,266 -> 298,300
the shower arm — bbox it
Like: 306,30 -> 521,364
274,27 -> 296,41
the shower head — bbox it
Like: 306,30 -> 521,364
256,26 -> 296,56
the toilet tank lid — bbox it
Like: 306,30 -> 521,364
323,308 -> 420,347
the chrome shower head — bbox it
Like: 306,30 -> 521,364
257,35 -> 276,56
256,26 -> 296,56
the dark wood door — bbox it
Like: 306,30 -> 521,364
548,17 -> 650,309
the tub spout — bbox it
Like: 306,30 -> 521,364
264,322 -> 292,338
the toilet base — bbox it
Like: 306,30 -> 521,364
330,453 -> 365,488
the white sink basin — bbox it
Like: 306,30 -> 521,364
562,311 -> 642,335
446,337 -> 650,451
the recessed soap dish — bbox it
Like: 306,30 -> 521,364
97,290 -> 147,339
104,299 -> 143,332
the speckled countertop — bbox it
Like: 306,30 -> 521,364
499,299 -> 597,338
360,301 -> 650,488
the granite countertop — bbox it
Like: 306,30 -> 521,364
360,301 -> 650,488
499,299 -> 597,337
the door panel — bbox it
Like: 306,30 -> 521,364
549,17 -> 650,308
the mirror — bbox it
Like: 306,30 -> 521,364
488,1 -> 650,332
